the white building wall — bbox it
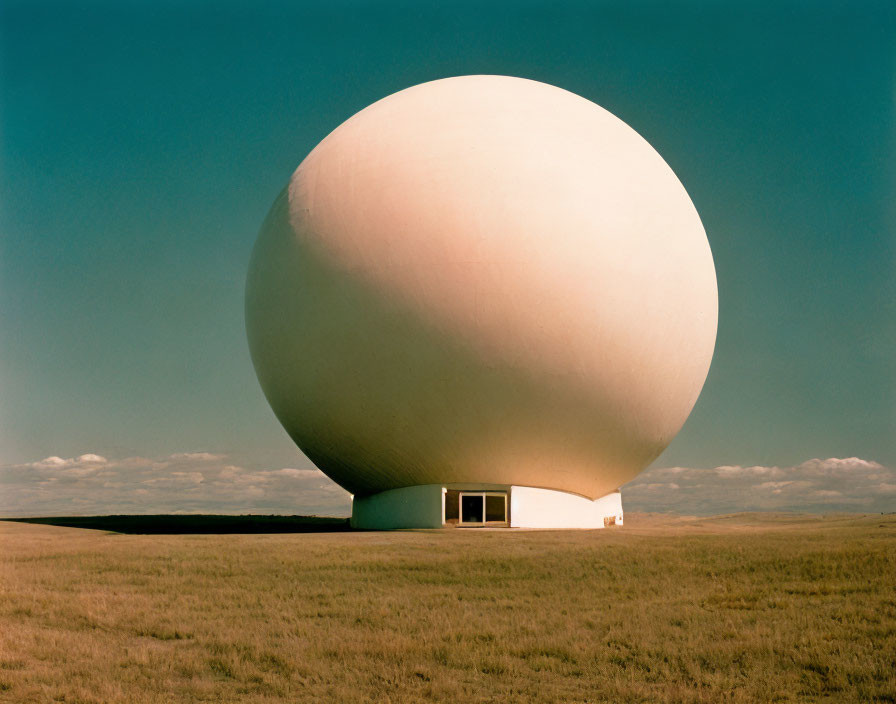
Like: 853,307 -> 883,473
351,484 -> 444,529
351,483 -> 623,530
510,486 -> 623,529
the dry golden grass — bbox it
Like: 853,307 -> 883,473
1,513 -> 894,703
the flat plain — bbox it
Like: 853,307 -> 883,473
1,513 -> 894,703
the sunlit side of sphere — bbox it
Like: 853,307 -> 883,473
245,75 -> 717,499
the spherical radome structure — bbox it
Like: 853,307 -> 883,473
246,75 -> 717,529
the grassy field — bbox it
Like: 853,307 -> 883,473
0,514 -> 894,703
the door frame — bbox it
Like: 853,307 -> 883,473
458,491 -> 508,526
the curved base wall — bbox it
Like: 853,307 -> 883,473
350,484 -> 623,530
509,486 -> 623,529
350,484 -> 446,529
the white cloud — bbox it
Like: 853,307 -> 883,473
168,452 -> 226,462
715,464 -> 785,478
23,454 -> 108,471
170,472 -> 204,484
756,481 -> 794,490
30,456 -> 70,469
2,452 -> 891,518
118,456 -> 155,468
0,451 -> 351,517
626,482 -> 679,492
623,457 -> 896,514
272,468 -> 319,478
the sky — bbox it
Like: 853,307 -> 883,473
1,0 -> 893,516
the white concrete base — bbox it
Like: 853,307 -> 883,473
509,486 -> 623,529
350,484 -> 445,529
350,483 -> 622,530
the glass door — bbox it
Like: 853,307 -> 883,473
459,492 -> 507,525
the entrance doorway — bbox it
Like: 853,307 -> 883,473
458,491 -> 507,526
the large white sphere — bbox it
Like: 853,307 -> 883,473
246,75 -> 717,499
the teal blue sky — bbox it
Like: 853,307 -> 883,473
1,0 -> 893,514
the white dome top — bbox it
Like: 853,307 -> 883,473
246,75 -> 717,499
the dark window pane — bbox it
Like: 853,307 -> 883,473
461,495 -> 483,523
485,495 -> 506,522
444,490 -> 460,521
